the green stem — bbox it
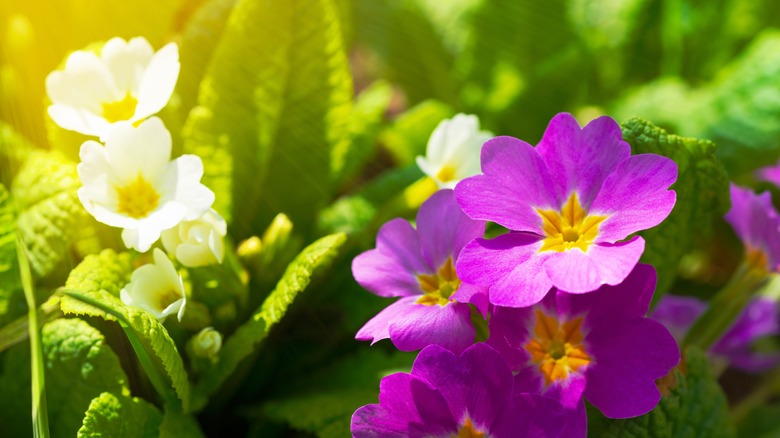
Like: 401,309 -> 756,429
684,261 -> 769,350
732,365 -> 780,423
18,237 -> 49,438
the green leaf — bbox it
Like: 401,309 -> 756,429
379,99 -> 454,166
60,250 -> 193,412
42,318 -> 128,438
183,0 -> 352,237
12,150 -> 91,277
158,403 -> 206,438
0,341 -> 34,436
600,348 -> 734,438
736,404 -> 780,438
621,118 -> 730,296
257,348 -> 414,437
194,233 -> 346,403
0,183 -> 25,327
0,120 -> 35,187
77,392 -> 162,438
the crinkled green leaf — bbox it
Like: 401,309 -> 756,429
194,233 -> 346,403
11,150 -> 91,277
0,184 -> 24,327
257,348 -> 414,438
158,403 -> 206,438
600,348 -> 734,438
184,0 -> 352,237
0,120 -> 35,187
60,250 -> 192,411
332,80 -> 393,188
621,118 -> 729,296
77,392 -> 161,438
379,99 -> 453,166
42,318 -> 128,438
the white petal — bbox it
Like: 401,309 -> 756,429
424,118 -> 451,165
415,155 -> 438,180
101,36 -> 154,93
209,229 -> 225,263
48,104 -> 112,138
46,51 -> 120,112
134,42 -> 180,120
121,224 -> 164,252
159,154 -> 214,220
103,117 -> 172,183
153,248 -> 181,290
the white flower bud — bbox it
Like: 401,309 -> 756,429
161,209 -> 227,267
191,327 -> 222,359
120,248 -> 186,322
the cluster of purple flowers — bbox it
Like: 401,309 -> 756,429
350,113 -> 779,437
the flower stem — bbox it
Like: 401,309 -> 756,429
683,260 -> 769,351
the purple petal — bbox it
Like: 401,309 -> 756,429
585,319 -> 680,418
558,263 -> 657,324
455,136 -> 558,232
542,237 -> 645,294
589,154 -> 677,242
352,219 -> 430,298
756,159 -> 780,187
456,233 -> 554,307
713,297 -> 780,372
649,295 -> 707,343
450,281 -> 490,317
544,373 -> 588,410
385,298 -> 475,354
416,189 -> 485,269
351,373 -> 456,437
490,394 -> 571,438
536,114 -> 630,210
724,184 -> 780,269
487,305 -> 536,371
557,400 -> 587,438
412,343 -> 512,430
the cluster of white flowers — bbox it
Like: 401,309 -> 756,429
48,37 -> 227,325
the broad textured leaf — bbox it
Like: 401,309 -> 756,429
77,392 -> 162,438
0,184 -> 25,327
12,150 -> 91,277
379,99 -> 454,165
257,348 -> 414,437
622,118 -> 729,296
601,348 -> 734,438
60,250 -> 193,411
194,233 -> 346,403
183,0 -> 352,237
0,120 -> 35,187
41,318 -> 129,437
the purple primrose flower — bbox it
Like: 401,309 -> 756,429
487,264 -> 679,422
756,159 -> 780,188
652,295 -> 780,372
724,183 -> 780,272
455,113 -> 677,307
352,189 -> 488,354
351,343 -> 569,438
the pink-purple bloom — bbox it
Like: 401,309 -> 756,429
486,264 -> 679,425
724,183 -> 780,272
756,159 -> 780,188
652,295 -> 780,372
455,113 -> 677,307
351,343 -> 569,437
352,189 -> 488,354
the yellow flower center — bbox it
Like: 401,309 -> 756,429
524,309 -> 591,386
116,175 -> 160,218
452,418 -> 485,438
536,193 -> 606,252
154,288 -> 182,312
416,257 -> 460,306
102,92 -> 138,123
436,165 -> 457,183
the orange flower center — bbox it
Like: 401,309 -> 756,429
416,257 -> 460,306
536,193 -> 606,253
452,418 -> 485,438
524,309 -> 591,386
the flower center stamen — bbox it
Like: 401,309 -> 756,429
536,193 -> 606,253
102,92 -> 138,123
155,288 -> 182,312
436,165 -> 457,183
116,175 -> 160,219
524,309 -> 591,386
452,418 -> 485,438
416,257 -> 460,306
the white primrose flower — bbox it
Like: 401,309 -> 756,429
415,113 -> 493,189
161,208 -> 227,267
77,117 -> 214,252
46,36 -> 179,139
190,327 -> 223,359
120,248 -> 186,322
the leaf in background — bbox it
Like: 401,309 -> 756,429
42,318 -> 128,438
158,403 -> 206,438
77,392 -> 162,438
183,0 -> 352,237
0,121 -> 35,187
256,348 -> 415,438
736,404 -> 780,438
12,150 -> 91,278
599,348 -> 734,438
353,0 -> 459,107
0,341 -> 34,436
60,250 -> 193,412
379,99 -> 453,166
194,233 -> 346,403
622,118 -> 729,297
0,183 -> 25,327
332,80 -> 393,189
